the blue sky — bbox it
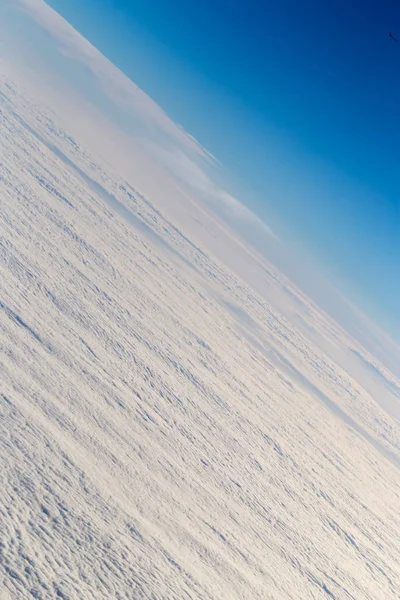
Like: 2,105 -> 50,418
41,0 -> 400,335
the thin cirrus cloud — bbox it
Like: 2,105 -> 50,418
14,0 -> 279,240
15,0 -> 216,162
150,145 -> 281,241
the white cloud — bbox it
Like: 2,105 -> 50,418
2,80 -> 400,599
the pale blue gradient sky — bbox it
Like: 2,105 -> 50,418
40,0 -> 400,338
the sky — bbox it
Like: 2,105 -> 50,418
40,0 -> 400,337
3,0 -> 399,339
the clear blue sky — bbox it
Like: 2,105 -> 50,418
47,0 -> 399,335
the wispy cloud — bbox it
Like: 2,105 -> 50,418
151,146 -> 280,240
16,0 -> 212,160
15,0 -> 278,241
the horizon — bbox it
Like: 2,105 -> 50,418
1,0 -> 399,367
39,0 -> 400,341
